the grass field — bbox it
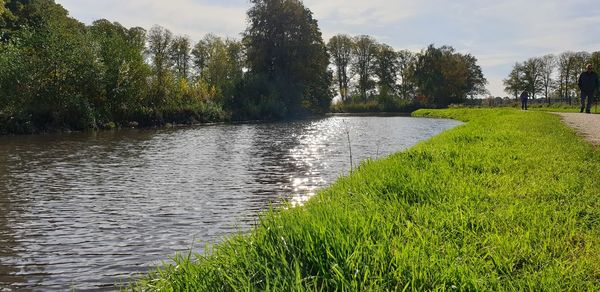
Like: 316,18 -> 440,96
131,108 -> 600,291
515,100 -> 600,114
526,103 -> 600,113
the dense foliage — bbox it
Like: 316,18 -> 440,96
239,0 -> 332,119
132,109 -> 600,290
328,38 -> 488,111
0,0 -> 230,134
0,0 -> 491,134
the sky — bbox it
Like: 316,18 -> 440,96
54,0 -> 600,97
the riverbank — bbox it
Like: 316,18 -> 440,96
132,108 -> 600,290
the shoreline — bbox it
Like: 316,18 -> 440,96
0,111 -> 424,137
131,108 -> 600,290
326,112 -> 412,117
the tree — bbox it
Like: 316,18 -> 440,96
243,0 -> 332,117
503,62 -> 525,99
89,19 -> 149,121
414,45 -> 444,104
170,35 -> 192,80
374,43 -> 399,96
591,51 -> 600,74
592,51 -> 600,101
414,45 -> 486,106
147,25 -> 174,105
558,52 -> 577,104
2,0 -> 73,41
192,35 -> 244,104
0,0 -> 106,131
397,49 -> 416,100
461,53 -> 488,98
351,35 -> 377,102
191,35 -> 211,77
225,39 -> 244,83
327,34 -> 353,101
521,57 -> 544,99
539,54 -> 556,104
0,0 -> 14,41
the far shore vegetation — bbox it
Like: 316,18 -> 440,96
0,0 -> 490,135
2,1 -> 598,136
130,109 -> 599,290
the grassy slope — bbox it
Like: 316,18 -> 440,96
133,108 -> 600,291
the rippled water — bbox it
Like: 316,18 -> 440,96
0,116 -> 461,290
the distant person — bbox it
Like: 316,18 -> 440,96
578,64 -> 599,113
520,91 -> 529,110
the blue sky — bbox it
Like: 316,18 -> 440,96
55,0 -> 600,97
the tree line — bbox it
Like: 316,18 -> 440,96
0,0 -> 488,134
503,51 -> 600,104
328,36 -> 487,111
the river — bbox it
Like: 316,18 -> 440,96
0,115 -> 461,290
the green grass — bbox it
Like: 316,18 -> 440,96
526,102 -> 600,113
131,108 -> 600,291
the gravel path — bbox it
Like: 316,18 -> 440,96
555,113 -> 600,146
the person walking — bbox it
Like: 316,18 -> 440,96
578,64 -> 599,113
520,90 -> 529,110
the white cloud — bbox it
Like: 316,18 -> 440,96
57,0 -> 248,40
306,0 -> 421,26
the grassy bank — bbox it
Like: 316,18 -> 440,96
132,108 -> 600,290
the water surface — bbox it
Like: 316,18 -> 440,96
0,116 -> 461,290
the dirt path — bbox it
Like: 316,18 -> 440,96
555,113 -> 600,146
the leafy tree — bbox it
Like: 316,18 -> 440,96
191,34 -> 213,77
351,35 -> 377,102
243,0 -> 332,117
590,51 -> 600,74
461,53 -> 488,98
225,39 -> 244,82
521,57 -> 544,99
0,0 -> 14,40
539,54 -> 556,104
397,49 -> 416,100
222,39 -> 245,104
503,62 -> 525,99
592,52 -> 600,101
170,35 -> 192,80
414,45 -> 486,106
192,35 -> 244,105
2,0 -> 80,41
0,0 -> 105,131
147,25 -> 174,106
414,45 -> 444,104
558,52 -> 577,103
0,33 -> 28,116
197,35 -> 228,87
327,34 -> 353,101
374,43 -> 399,96
89,19 -> 149,121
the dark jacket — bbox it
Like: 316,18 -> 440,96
520,91 -> 529,100
578,71 -> 599,92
